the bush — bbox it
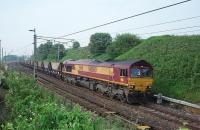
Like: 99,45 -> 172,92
107,33 -> 140,58
89,33 -> 112,55
72,41 -> 80,49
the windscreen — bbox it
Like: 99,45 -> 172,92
131,68 -> 152,77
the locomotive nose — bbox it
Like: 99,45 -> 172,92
128,78 -> 153,92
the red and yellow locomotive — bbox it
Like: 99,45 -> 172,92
62,59 -> 153,103
23,59 -> 154,103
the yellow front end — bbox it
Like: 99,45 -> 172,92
128,78 -> 154,92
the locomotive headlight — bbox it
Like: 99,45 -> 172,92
147,85 -> 152,89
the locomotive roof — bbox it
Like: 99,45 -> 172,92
63,59 -> 152,69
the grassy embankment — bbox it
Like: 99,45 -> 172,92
0,71 -> 134,130
61,35 -> 200,103
116,35 -> 200,103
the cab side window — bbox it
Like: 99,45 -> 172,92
120,69 -> 128,77
66,66 -> 72,72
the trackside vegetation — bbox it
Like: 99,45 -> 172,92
1,72 -> 134,130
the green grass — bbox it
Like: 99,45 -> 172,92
93,53 -> 112,61
116,35 -> 200,103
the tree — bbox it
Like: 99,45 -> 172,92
89,33 -> 112,55
72,41 -> 80,49
106,33 -> 140,58
37,41 -> 65,61
37,41 -> 53,60
47,43 -> 65,61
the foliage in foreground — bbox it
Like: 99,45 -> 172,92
1,72 -> 96,130
1,72 -> 133,130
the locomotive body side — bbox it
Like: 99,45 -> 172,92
63,59 -> 154,103
63,60 -> 153,90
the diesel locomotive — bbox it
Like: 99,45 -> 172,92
22,59 -> 154,104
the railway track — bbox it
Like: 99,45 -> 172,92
8,62 -> 200,130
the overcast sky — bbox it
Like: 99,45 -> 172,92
0,0 -> 200,56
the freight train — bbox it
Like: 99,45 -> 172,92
22,59 -> 154,104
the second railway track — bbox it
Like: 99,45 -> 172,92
8,62 -> 200,130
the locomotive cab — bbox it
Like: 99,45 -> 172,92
125,60 -> 154,103
128,60 -> 153,92
128,66 -> 153,92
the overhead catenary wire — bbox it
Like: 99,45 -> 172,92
55,0 -> 191,38
116,15 -> 200,33
171,29 -> 200,35
7,0 -> 195,56
77,27 -> 200,50
37,36 -> 75,41
75,15 -> 200,42
137,25 -> 200,35
9,27 -> 200,58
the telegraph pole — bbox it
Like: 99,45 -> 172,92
29,28 -> 37,79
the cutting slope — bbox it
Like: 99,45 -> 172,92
116,35 -> 200,103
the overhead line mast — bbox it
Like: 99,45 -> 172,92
29,28 -> 37,79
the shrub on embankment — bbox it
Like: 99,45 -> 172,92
116,35 -> 200,103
